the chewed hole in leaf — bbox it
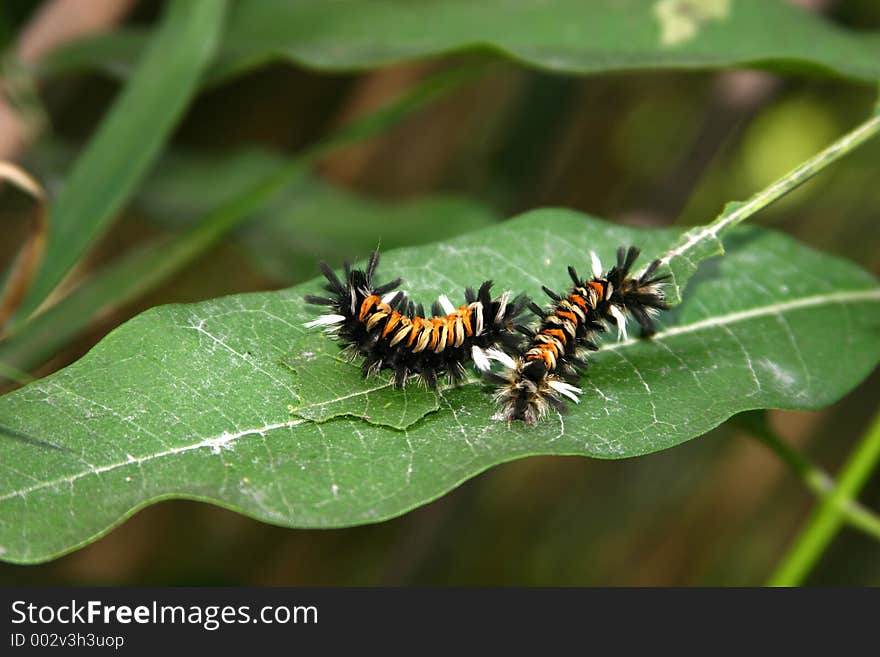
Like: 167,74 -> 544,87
286,340 -> 442,429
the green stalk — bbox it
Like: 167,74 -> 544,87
736,413 -> 880,543
661,111 -> 880,304
674,114 -> 880,257
767,408 -> 880,586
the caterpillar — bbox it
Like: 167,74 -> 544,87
305,251 -> 529,388
487,246 -> 668,423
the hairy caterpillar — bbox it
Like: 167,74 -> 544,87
305,251 -> 528,388
488,246 -> 668,423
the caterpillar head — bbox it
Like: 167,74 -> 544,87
488,359 -> 582,424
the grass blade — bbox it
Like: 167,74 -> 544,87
12,0 -> 227,324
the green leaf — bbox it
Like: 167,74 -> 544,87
1,211 -> 878,563
13,0 -> 227,323
36,1 -> 880,85
215,0 -> 880,82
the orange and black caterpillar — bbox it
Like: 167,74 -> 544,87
487,246 -> 668,423
305,251 -> 529,388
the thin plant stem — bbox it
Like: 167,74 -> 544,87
660,111 -> 880,304
736,412 -> 880,543
663,114 -> 880,268
766,408 -> 880,586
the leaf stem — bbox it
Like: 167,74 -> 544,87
736,412 -> 880,543
661,111 -> 880,304
669,113 -> 880,265
765,408 -> 880,586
